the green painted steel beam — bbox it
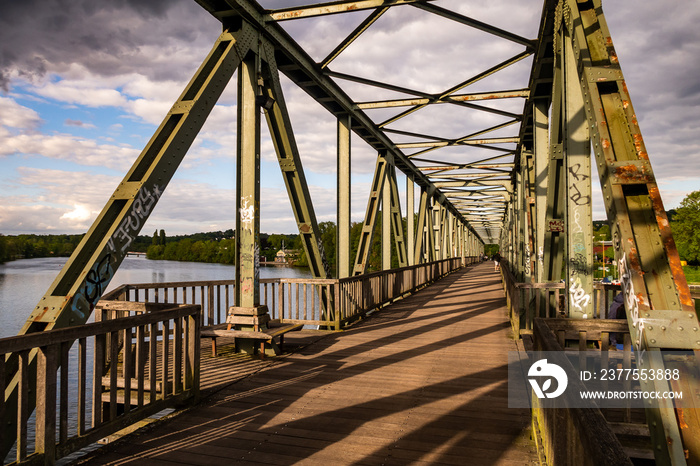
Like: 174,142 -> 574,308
236,52 -> 262,308
388,165 -> 409,268
407,178 -> 415,266
320,7 -> 389,69
337,115 -> 352,279
542,17 -> 566,290
353,153 -> 388,275
413,188 -> 429,265
355,89 -> 530,109
2,28 -> 254,459
533,98 -> 550,286
564,0 -> 699,462
382,166 -> 392,271
195,0 -> 484,245
259,43 -> 332,280
561,19 -> 593,319
266,0 -> 434,22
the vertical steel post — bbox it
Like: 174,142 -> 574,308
235,52 -> 261,308
382,166 -> 392,270
534,98 -> 550,286
543,18 -> 567,313
524,150 -> 535,281
337,115 -> 352,278
563,21 -> 593,319
514,160 -> 524,280
426,197 -> 436,262
407,178 -> 415,266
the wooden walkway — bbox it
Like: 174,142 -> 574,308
77,262 -> 538,465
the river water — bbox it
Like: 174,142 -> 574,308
0,256 -> 311,338
0,256 -> 312,462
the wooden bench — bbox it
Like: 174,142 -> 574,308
200,320 -> 303,357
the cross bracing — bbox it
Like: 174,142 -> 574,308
3,0 -> 699,464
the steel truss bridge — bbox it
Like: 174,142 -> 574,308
3,0 -> 698,464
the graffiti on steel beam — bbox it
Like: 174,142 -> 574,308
568,279 -> 591,312
108,184 -> 163,255
240,196 -> 255,226
317,238 -> 332,278
72,252 -> 114,320
568,164 -> 591,206
567,162 -> 592,316
547,219 -> 565,232
254,242 -> 260,287
618,251 -> 644,350
525,243 -> 531,276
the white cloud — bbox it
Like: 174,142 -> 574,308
0,130 -> 140,170
1,0 -> 699,239
0,96 -> 42,129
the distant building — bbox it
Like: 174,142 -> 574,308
275,249 -> 299,264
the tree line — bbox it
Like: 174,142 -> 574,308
2,190 -> 698,272
0,234 -> 85,263
143,220 -> 403,272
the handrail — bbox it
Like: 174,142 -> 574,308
1,304 -> 200,465
101,257 -> 478,330
530,317 -> 633,465
500,263 -> 624,337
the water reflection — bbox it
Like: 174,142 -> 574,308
0,256 -> 311,338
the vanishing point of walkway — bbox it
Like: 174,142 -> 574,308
79,262 -> 538,465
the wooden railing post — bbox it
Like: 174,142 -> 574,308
334,282 -> 341,330
35,344 -> 58,464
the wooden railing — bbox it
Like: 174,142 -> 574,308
502,265 -> 700,338
501,264 -> 624,337
103,257 -> 476,331
336,257 -> 472,326
529,317 -> 634,466
0,304 -> 200,465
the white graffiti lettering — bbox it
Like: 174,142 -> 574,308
240,196 -> 255,226
569,280 -> 591,312
618,252 -> 643,349
107,185 -> 162,255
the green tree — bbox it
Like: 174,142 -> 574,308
318,221 -> 337,269
671,190 -> 700,264
152,230 -> 159,246
0,235 -> 7,263
159,229 -> 166,246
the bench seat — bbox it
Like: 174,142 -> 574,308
200,321 -> 303,356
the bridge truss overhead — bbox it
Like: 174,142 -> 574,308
4,0 -> 699,464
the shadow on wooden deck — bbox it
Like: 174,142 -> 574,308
75,262 -> 538,465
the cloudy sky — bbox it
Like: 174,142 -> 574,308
1,0 -> 698,237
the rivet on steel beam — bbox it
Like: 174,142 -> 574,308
650,339 -> 656,344
661,326 -> 666,331
678,327 -> 684,331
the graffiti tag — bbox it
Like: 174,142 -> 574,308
108,184 -> 162,255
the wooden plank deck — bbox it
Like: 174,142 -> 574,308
76,262 -> 538,465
